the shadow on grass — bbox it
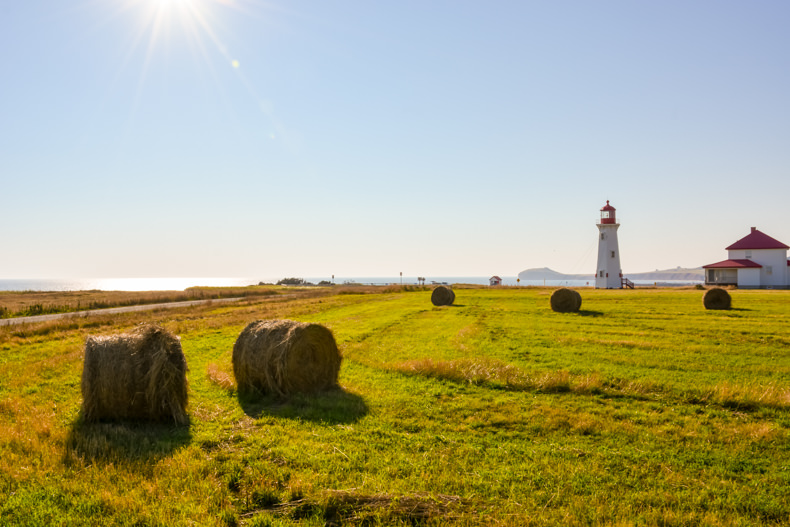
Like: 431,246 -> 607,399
238,387 -> 368,424
63,417 -> 192,466
578,310 -> 604,317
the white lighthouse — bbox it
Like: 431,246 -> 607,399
595,200 -> 623,289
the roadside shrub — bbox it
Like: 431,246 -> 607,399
550,288 -> 581,313
703,288 -> 731,310
276,278 -> 313,286
81,324 -> 189,424
232,320 -> 341,397
431,286 -> 455,306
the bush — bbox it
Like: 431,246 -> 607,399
276,278 -> 314,286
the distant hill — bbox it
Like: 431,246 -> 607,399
517,268 -> 592,281
626,267 -> 704,281
518,267 -> 704,281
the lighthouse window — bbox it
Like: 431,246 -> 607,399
601,233 -> 605,240
599,271 -> 604,278
767,266 -> 773,275
611,251 -> 616,258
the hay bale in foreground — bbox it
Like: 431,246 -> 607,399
81,324 -> 188,424
571,289 -> 582,310
703,287 -> 732,310
550,288 -> 581,313
431,286 -> 455,306
233,320 -> 341,397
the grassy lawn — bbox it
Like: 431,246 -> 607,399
1,287 -> 788,525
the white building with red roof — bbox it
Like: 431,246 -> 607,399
703,227 -> 790,288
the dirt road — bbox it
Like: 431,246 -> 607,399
0,297 -> 243,327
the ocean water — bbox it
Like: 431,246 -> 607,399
0,276 -> 700,292
0,278 -> 259,292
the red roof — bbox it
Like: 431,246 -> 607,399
703,259 -> 762,269
726,228 -> 789,250
600,200 -> 615,212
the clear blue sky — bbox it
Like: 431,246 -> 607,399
2,1 -> 789,279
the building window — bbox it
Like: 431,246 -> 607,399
599,270 -> 604,278
611,251 -> 616,258
767,266 -> 773,275
601,233 -> 605,240
745,251 -> 752,258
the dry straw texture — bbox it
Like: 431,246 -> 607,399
550,288 -> 582,313
232,319 -> 341,397
703,287 -> 732,310
431,285 -> 455,306
81,324 -> 188,424
250,490 -> 470,524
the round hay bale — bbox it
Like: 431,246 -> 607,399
550,288 -> 581,313
703,287 -> 732,310
431,286 -> 455,306
232,319 -> 341,397
81,324 -> 188,424
571,289 -> 582,311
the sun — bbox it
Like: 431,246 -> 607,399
113,0 -> 258,105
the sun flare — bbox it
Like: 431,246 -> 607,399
104,0 -> 276,132
148,0 -> 201,18
156,0 -> 196,7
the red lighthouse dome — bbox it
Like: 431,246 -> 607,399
600,200 -> 616,224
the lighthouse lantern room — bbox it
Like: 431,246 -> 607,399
596,200 -> 623,289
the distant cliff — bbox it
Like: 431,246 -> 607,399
626,267 -> 704,281
518,267 -> 704,281
517,268 -> 592,281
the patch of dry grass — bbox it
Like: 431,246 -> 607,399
246,489 -> 475,525
694,381 -> 790,410
393,357 -> 596,394
206,363 -> 236,392
391,357 -> 790,411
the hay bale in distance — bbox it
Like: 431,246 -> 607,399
81,324 -> 188,424
233,319 -> 341,397
703,287 -> 732,310
550,288 -> 582,313
431,285 -> 455,306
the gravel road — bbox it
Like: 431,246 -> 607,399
0,297 -> 243,327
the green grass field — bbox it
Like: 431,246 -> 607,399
1,287 -> 788,526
